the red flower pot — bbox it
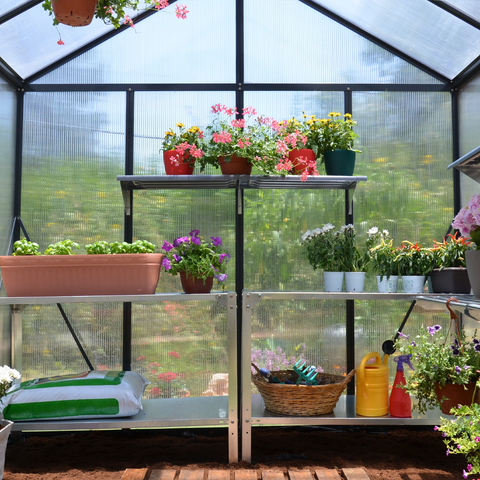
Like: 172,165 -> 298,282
179,271 -> 214,294
52,0 -> 98,27
288,149 -> 316,174
163,151 -> 195,175
218,155 -> 252,175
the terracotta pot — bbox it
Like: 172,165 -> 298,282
430,267 -> 471,294
0,253 -> 163,297
52,0 -> 98,27
288,149 -> 316,174
163,150 -> 195,175
435,382 -> 479,414
218,155 -> 252,175
179,271 -> 213,294
323,149 -> 356,176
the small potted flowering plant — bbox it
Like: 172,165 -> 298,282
316,112 -> 360,176
367,227 -> 399,292
452,193 -> 480,296
203,104 -> 282,175
396,307 -> 480,416
42,0 -> 188,44
429,232 -> 473,294
394,241 -> 435,293
161,229 -> 230,293
161,123 -> 205,175
437,379 -> 480,479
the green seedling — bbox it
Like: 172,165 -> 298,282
12,239 -> 41,256
44,239 -> 80,255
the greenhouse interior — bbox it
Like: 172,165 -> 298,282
2,0 -> 480,468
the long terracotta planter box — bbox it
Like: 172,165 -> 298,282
0,253 -> 164,297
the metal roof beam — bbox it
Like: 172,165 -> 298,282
300,0 -> 450,84
451,54 -> 480,89
0,58 -> 24,89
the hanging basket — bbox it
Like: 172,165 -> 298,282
251,363 -> 355,416
52,0 -> 98,27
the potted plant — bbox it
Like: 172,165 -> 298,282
394,241 -> 435,293
161,229 -> 230,293
452,193 -> 480,297
301,223 -> 346,292
0,239 -> 163,297
317,112 -> 361,176
367,227 -> 399,292
436,382 -> 480,479
277,113 -> 322,177
396,308 -> 480,416
160,123 -> 205,175
203,104 -> 282,175
429,232 -> 473,294
42,0 -> 189,43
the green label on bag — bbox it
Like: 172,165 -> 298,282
3,398 -> 120,420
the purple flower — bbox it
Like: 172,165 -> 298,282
456,366 -> 462,374
398,332 -> 409,340
219,253 -> 231,264
468,464 -> 472,472
215,273 -> 227,282
189,230 -> 200,236
434,425 -> 439,430
173,236 -> 189,247
162,258 -> 171,270
475,344 -> 480,352
446,450 -> 449,456
451,347 -> 460,356
211,236 -> 222,247
173,254 -> 182,262
463,470 -> 468,479
428,325 -> 442,335
473,338 -> 479,345
190,236 -> 201,245
162,241 -> 174,252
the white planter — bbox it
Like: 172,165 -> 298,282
324,271 -> 344,292
345,271 -> 366,292
0,420 -> 13,479
402,275 -> 426,293
376,275 -> 398,293
466,250 -> 480,298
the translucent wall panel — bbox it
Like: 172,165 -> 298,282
22,92 -> 126,251
22,303 -> 123,381
131,300 -> 229,399
458,72 -> 480,205
245,0 -> 442,84
312,0 -> 480,80
0,79 -> 16,366
34,0 -> 235,84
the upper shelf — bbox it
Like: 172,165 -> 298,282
117,175 -> 368,191
447,145 -> 480,183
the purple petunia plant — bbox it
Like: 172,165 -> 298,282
161,230 -> 230,284
396,323 -> 480,415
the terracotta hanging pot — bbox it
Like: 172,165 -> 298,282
52,0 -> 98,27
179,271 -> 214,294
323,149 -> 356,176
435,382 -> 479,414
163,150 -> 195,175
288,148 -> 316,174
218,154 -> 252,175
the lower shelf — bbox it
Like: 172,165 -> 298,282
250,394 -> 446,426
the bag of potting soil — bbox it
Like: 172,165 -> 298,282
0,370 -> 149,421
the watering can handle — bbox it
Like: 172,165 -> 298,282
357,352 -> 382,399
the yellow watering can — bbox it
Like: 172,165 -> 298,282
356,352 -> 389,417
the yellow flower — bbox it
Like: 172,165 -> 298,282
165,131 -> 174,136
176,122 -> 185,128
344,113 -> 352,119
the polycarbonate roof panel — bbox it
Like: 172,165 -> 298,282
442,0 -> 480,21
0,3 -> 116,79
0,0 -> 33,16
312,0 -> 480,80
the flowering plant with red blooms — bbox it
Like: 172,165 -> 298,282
431,232 -> 473,270
394,240 -> 435,276
161,123 -> 205,169
43,0 -> 188,45
203,104 -> 283,174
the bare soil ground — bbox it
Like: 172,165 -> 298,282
2,426 -> 468,480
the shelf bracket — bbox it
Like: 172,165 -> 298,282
122,189 -> 131,216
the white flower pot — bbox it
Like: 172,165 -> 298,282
0,420 -> 13,479
376,275 -> 398,293
324,271 -> 344,292
402,275 -> 425,293
345,272 -> 366,292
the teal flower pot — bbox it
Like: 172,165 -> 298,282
323,149 -> 356,176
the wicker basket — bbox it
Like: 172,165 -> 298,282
251,363 -> 355,416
